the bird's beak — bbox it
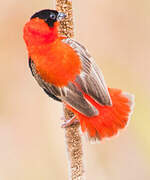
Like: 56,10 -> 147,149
57,12 -> 66,21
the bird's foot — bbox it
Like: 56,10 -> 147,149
61,116 -> 79,128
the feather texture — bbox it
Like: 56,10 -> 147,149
63,38 -> 112,106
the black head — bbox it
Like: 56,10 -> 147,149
30,9 -> 66,27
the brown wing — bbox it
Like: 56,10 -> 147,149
62,38 -> 112,106
29,59 -> 98,117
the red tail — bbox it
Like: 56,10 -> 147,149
66,88 -> 134,141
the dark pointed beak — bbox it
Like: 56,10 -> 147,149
57,12 -> 66,21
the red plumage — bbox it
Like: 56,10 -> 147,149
23,9 -> 134,141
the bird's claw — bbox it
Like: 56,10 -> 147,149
61,116 -> 79,128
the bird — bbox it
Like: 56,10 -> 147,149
23,9 -> 134,141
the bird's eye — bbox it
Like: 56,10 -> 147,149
50,13 -> 56,20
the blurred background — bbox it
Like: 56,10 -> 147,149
0,0 -> 150,179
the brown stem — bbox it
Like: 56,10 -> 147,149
56,0 -> 74,38
63,108 -> 85,180
55,0 -> 85,179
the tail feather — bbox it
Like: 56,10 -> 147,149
66,88 -> 134,141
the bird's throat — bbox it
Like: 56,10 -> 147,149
23,18 -> 59,47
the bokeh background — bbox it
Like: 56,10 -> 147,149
0,0 -> 150,179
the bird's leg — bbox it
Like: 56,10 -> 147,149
61,116 -> 79,128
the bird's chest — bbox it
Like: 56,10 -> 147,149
30,40 -> 81,87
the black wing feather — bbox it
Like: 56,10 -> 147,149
29,58 -> 61,102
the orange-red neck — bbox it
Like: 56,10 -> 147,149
23,18 -> 59,48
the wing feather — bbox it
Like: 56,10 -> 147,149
62,38 -> 112,106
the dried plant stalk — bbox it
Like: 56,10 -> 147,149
55,0 -> 85,179
64,108 -> 85,180
56,0 -> 74,38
